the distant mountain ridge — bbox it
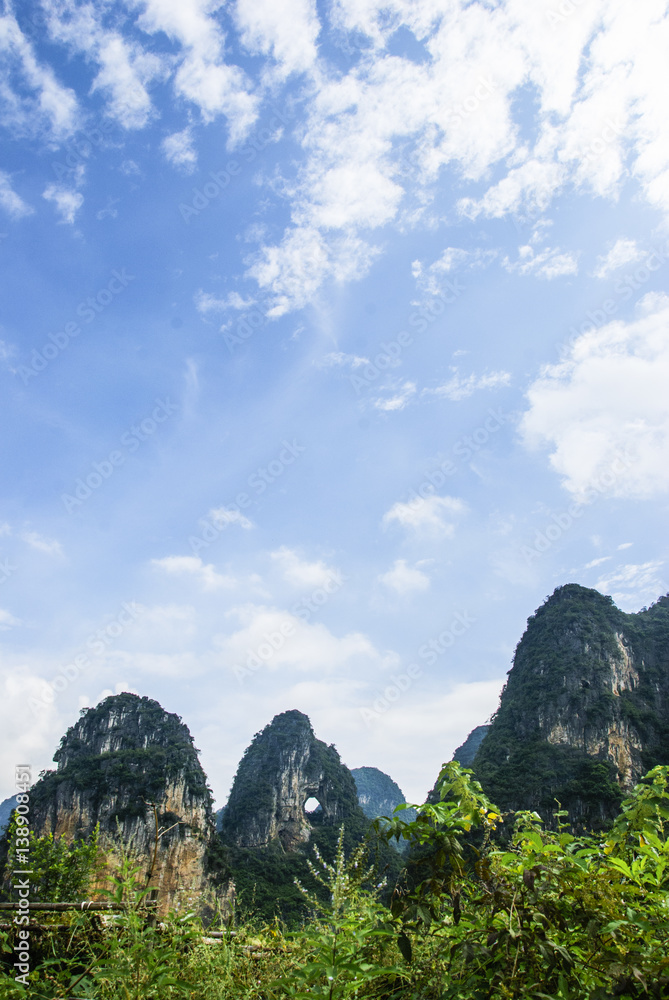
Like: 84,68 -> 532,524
351,766 -> 416,822
3,583 -> 669,922
0,796 -> 18,836
452,726 -> 490,767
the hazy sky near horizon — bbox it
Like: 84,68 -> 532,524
1,0 -> 668,806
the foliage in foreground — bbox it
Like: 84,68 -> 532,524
2,763 -> 669,998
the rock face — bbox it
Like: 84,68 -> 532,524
0,795 -> 18,836
30,693 -> 217,914
218,711 -> 403,925
351,767 -> 415,822
472,585 -> 669,826
221,710 -> 365,850
452,726 -> 490,767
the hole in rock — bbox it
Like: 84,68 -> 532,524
304,797 -> 321,814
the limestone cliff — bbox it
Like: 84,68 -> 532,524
351,766 -> 416,823
472,585 -> 669,826
221,709 -> 365,849
30,693 -> 218,914
218,710 -> 402,924
452,726 -> 490,767
0,796 -> 18,836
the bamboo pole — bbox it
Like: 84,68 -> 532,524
0,902 -> 140,911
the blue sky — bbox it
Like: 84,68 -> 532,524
1,0 -> 668,806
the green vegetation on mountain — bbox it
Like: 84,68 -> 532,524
30,694 -> 213,831
4,762 -> 669,999
222,710 -> 363,842
4,585 -> 669,994
471,585 -> 669,825
351,766 -> 416,823
452,725 -> 490,767
220,711 -> 402,923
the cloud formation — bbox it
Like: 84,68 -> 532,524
595,561 -> 667,613
426,369 -> 511,401
377,559 -> 430,595
42,184 -> 84,224
0,171 -> 32,218
521,293 -> 669,500
383,495 -> 466,537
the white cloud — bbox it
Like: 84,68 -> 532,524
88,36 -> 163,130
377,559 -> 429,595
354,678 -> 504,804
502,244 -> 579,280
162,127 -> 197,171
210,506 -> 253,530
0,608 -> 22,630
426,369 -> 511,401
383,494 -> 466,537
12,1 -> 669,316
96,197 -> 119,221
41,1 -> 164,130
521,292 -> 669,500
373,381 -> 416,412
235,0 -> 320,78
120,159 -> 141,176
255,1 -> 669,314
0,10 -> 79,139
22,531 -> 63,556
248,227 -> 377,317
216,603 -> 383,675
618,542 -> 633,550
584,556 -> 611,569
0,171 -> 32,218
42,184 -> 83,224
317,351 -> 369,369
195,290 -> 256,315
594,238 -> 644,279
270,547 -> 341,589
0,663 -> 65,799
88,681 -> 139,706
595,561 -> 667,612
40,0 -> 257,138
135,0 -> 258,140
152,555 -> 235,590
413,247 -> 497,295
